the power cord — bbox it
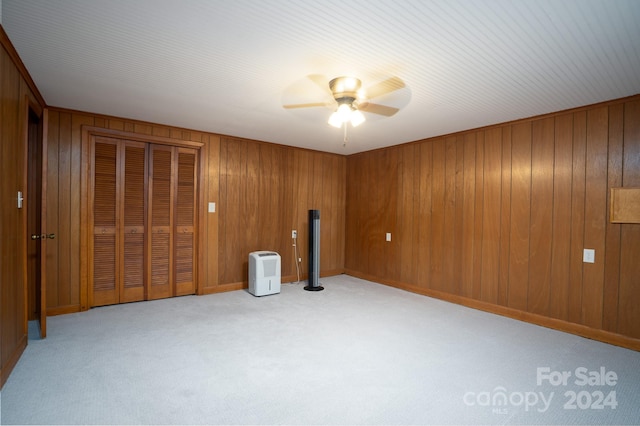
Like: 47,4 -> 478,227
293,234 -> 301,283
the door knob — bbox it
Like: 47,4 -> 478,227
31,233 -> 55,240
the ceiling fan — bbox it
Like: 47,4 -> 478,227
283,75 -> 406,129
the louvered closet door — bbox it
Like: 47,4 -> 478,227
91,138 -> 148,307
175,148 -> 197,296
120,142 -> 147,303
91,139 -> 197,306
148,145 -> 174,300
92,138 -> 119,306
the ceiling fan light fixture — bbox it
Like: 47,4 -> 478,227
327,102 -> 366,128
336,103 -> 353,120
328,102 -> 356,128
328,111 -> 343,128
285,74 -> 405,133
350,109 -> 365,127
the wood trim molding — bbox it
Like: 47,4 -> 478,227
344,269 -> 640,352
202,282 -> 246,295
0,335 -> 27,388
0,24 -> 46,108
81,126 -> 205,149
47,305 -> 82,316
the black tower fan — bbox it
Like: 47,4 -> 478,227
305,209 -> 324,291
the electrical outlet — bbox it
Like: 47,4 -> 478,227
583,249 -> 595,263
292,230 -> 297,239
386,232 -> 392,242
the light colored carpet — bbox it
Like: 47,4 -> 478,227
1,275 -> 639,425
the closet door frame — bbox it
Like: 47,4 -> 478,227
81,126 -> 205,311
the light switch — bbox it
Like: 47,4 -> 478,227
208,202 -> 216,213
386,232 -> 392,242
583,249 -> 595,263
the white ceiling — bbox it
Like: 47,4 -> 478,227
3,0 -> 640,154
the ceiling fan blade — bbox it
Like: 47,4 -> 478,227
358,102 -> 399,117
283,102 -> 328,109
365,77 -> 405,100
307,74 -> 332,95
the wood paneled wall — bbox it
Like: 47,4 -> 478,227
346,96 -> 640,348
1,26 -> 45,388
43,109 -> 346,313
218,137 -> 345,287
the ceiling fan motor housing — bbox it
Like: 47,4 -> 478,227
329,77 -> 362,107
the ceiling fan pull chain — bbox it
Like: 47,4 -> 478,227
343,123 -> 348,147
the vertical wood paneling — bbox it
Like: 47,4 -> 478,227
549,113 -> 573,321
218,138 -> 346,284
226,140 -> 246,283
45,111 -> 60,309
582,107 -> 608,328
220,139 -> 245,283
369,151 -> 384,277
430,139 -> 446,291
345,96 -> 640,347
57,112 -> 71,307
217,139 -> 229,282
410,144 -> 424,285
508,122 -> 531,311
472,132 -> 484,300
528,117 -> 554,316
321,153 -> 334,274
453,136 -> 465,295
245,141 -> 259,260
335,154 -> 346,271
70,114 -> 92,306
602,104 -> 623,332
371,150 -> 395,279
480,127 -> 502,304
258,144 -> 275,252
93,117 -> 106,128
385,149 -> 399,280
442,137 -> 457,293
498,127 -> 512,306
568,111 -> 587,324
461,133 -> 476,298
108,119 -> 124,131
399,144 -> 415,284
204,135 -> 220,289
618,100 -> 640,338
294,150 -> 311,273
417,142 -> 432,289
133,123 -> 152,136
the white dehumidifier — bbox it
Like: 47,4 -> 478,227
248,251 -> 281,296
